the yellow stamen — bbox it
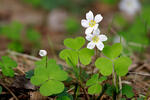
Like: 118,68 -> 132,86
89,20 -> 96,27
92,36 -> 99,43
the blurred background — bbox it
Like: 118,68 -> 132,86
0,0 -> 150,58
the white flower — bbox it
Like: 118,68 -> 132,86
39,50 -> 47,57
119,0 -> 141,16
86,29 -> 107,51
81,11 -> 103,34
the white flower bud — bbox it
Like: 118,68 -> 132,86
39,50 -> 47,57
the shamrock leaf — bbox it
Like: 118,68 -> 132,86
102,43 -> 122,59
95,57 -> 113,76
31,59 -> 68,96
79,48 -> 94,65
122,84 -> 134,98
59,49 -> 78,67
114,57 -> 132,76
64,37 -> 85,50
0,56 -> 17,77
86,74 -> 105,95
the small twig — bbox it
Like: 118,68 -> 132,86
128,72 -> 150,77
0,82 -> 19,100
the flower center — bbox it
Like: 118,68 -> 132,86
89,20 -> 96,27
92,36 -> 99,43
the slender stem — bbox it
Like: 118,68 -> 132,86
46,56 -> 48,68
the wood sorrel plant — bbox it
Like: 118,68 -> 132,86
30,11 -> 132,99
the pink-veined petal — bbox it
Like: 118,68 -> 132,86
99,34 -> 108,41
96,41 -> 104,51
94,14 -> 103,23
87,41 -> 95,49
85,27 -> 93,35
86,11 -> 94,21
93,24 -> 99,30
81,19 -> 89,28
86,34 -> 93,41
93,29 -> 100,35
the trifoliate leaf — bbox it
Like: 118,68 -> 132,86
40,80 -> 64,96
102,43 -> 123,59
95,57 -> 113,76
64,37 -> 85,50
114,57 -> 132,76
122,84 -> 134,98
31,59 -> 68,96
88,83 -> 102,95
0,56 -> 17,77
59,49 -> 78,67
79,48 -> 94,65
86,74 -> 99,86
105,84 -> 115,97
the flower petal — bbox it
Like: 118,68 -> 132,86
93,29 -> 100,35
85,27 -> 93,35
96,42 -> 104,51
87,41 -> 95,49
94,14 -> 103,23
86,11 -> 94,21
99,35 -> 108,41
86,34 -> 93,41
93,24 -> 99,30
81,19 -> 89,28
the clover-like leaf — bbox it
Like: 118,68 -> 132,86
122,84 -> 134,98
64,37 -> 85,50
114,57 -> 132,76
0,56 -> 17,77
86,74 -> 104,95
79,48 -> 94,65
88,83 -> 102,95
95,57 -> 113,76
31,59 -> 68,96
59,49 -> 78,67
102,43 -> 122,59
99,76 -> 107,83
86,74 -> 99,86
40,80 -> 64,96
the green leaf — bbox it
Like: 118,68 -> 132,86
25,70 -> 34,79
99,76 -> 107,83
95,57 -> 113,76
0,56 -> 17,77
8,41 -> 24,52
88,83 -> 102,95
122,84 -> 134,98
64,37 -> 85,50
102,43 -> 123,59
1,21 -> 23,41
40,80 -> 64,96
86,74 -> 99,86
57,96 -> 71,100
0,86 -> 2,94
105,84 -> 115,96
114,57 -> 132,76
79,48 -> 94,65
59,49 -> 78,67
26,28 -> 41,43
31,59 -> 68,96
